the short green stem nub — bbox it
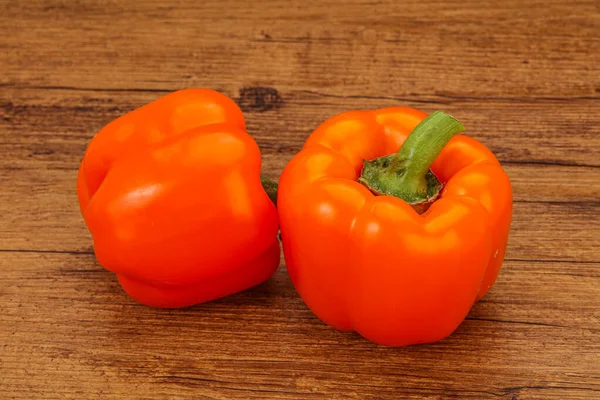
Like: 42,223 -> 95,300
358,111 -> 465,213
261,176 -> 279,206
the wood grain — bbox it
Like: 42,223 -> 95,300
1,253 -> 599,400
1,0 -> 599,399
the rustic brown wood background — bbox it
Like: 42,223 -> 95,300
1,0 -> 599,399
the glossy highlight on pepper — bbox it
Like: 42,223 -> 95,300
77,89 -> 280,308
278,107 -> 512,346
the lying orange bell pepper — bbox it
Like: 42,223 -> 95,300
77,89 -> 280,308
278,108 -> 512,346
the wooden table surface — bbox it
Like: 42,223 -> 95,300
1,1 -> 599,399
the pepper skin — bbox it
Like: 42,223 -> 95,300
77,89 -> 279,308
278,107 -> 512,346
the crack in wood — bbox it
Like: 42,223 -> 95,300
2,83 -> 598,103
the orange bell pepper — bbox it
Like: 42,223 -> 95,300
278,108 -> 512,346
77,89 -> 280,308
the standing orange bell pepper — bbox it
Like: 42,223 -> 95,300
278,108 -> 512,346
77,89 -> 280,308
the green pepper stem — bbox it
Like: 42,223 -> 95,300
358,111 -> 465,210
261,176 -> 278,206
392,111 -> 464,184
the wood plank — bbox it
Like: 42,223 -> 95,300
2,87 -> 600,167
1,252 -> 598,399
2,88 -> 598,260
2,1 -> 598,99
